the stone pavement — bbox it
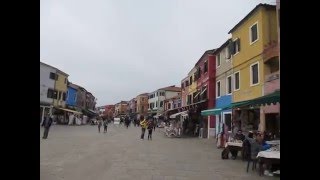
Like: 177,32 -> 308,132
40,124 -> 278,180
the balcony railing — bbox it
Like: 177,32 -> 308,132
265,71 -> 280,82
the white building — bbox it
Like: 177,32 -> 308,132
148,85 -> 181,117
40,61 -> 57,123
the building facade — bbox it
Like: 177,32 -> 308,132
114,101 -> 128,117
103,105 -> 115,119
181,76 -> 189,108
127,98 -> 137,115
214,40 -> 233,136
194,50 -> 217,138
228,4 -> 278,133
136,93 -> 149,118
53,69 -> 69,108
66,83 -> 78,108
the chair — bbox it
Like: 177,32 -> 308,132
246,140 -> 259,173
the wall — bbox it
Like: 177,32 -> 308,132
188,68 -> 197,101
137,95 -> 148,115
66,87 -> 77,106
53,71 -> 68,107
40,64 -> 55,105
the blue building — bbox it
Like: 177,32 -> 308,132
66,83 -> 78,107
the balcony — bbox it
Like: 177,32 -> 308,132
263,41 -> 279,63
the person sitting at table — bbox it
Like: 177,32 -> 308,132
229,130 -> 245,159
234,129 -> 245,141
256,132 -> 271,150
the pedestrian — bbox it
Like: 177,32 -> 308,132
147,119 -> 154,140
103,119 -> 108,133
153,119 -> 156,131
98,118 -> 102,133
42,113 -> 53,139
139,115 -> 147,140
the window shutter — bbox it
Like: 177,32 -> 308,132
237,38 -> 241,52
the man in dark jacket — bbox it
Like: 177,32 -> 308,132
42,114 -> 53,139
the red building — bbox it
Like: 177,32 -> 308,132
103,105 -> 115,119
194,49 -> 217,138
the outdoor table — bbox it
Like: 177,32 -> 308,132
266,140 -> 280,145
257,150 -> 280,176
224,142 -> 243,159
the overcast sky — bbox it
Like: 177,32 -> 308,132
40,0 -> 275,106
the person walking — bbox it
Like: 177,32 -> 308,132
103,119 -> 108,133
98,118 -> 102,133
42,113 -> 53,139
147,119 -> 154,140
139,115 -> 147,140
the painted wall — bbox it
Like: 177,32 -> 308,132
181,77 -> 189,107
136,95 -> 148,115
66,86 -> 77,106
53,71 -> 68,107
188,67 -> 197,102
40,63 -> 55,105
231,6 -> 277,102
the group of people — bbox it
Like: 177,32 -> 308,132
97,117 -> 108,133
139,115 -> 156,140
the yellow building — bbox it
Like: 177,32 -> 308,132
53,70 -> 69,108
229,4 -> 277,103
187,67 -> 197,104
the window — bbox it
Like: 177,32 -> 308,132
204,61 -> 208,73
178,103 -> 181,107
234,38 -> 240,54
226,47 -> 231,60
58,91 -> 62,100
64,78 -> 67,84
141,106 -> 144,112
250,22 -> 258,44
250,62 -> 259,85
155,101 -> 158,107
66,91 -> 69,100
63,92 -> 67,101
217,53 -> 221,67
174,104 -> 176,109
49,72 -> 58,80
190,76 -> 193,85
160,101 -> 163,107
185,81 -> 189,87
47,89 -> 54,98
168,103 -> 171,109
216,81 -> 221,98
226,76 -> 232,94
234,71 -> 240,91
74,94 -> 77,102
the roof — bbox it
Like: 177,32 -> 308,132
137,93 -> 149,97
159,85 -> 181,92
228,3 -> 276,34
68,83 -> 79,90
195,49 -> 216,66
40,61 -> 69,76
215,39 -> 232,54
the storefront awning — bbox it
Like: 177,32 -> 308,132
169,111 -> 188,119
229,90 -> 280,109
201,108 -> 222,116
58,108 -> 82,114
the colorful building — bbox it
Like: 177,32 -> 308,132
66,83 -> 78,108
214,40 -> 233,136
136,93 -> 149,118
194,49 -> 216,138
53,69 -> 69,108
181,76 -> 189,108
114,101 -> 128,117
228,4 -> 278,133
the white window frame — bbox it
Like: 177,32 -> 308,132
226,75 -> 232,95
234,71 -> 240,91
233,38 -> 240,56
250,62 -> 260,86
216,80 -> 221,98
249,22 -> 259,45
216,53 -> 221,68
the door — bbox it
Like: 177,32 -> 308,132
223,112 -> 232,132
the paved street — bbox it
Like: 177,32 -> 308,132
40,124 -> 277,180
